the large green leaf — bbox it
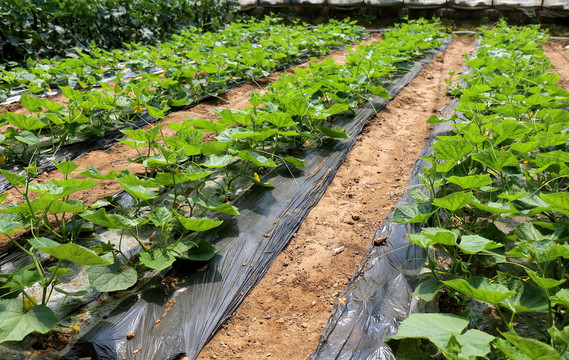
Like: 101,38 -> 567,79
497,272 -> 548,313
175,213 -> 223,232
202,154 -> 234,168
80,208 -> 148,230
432,191 -> 474,212
458,235 -> 502,254
393,203 -> 434,223
0,299 -> 58,342
472,151 -> 518,171
235,150 -> 276,167
139,249 -> 175,271
388,313 -> 494,358
171,238 -> 217,261
551,289 -> 569,309
87,262 -> 137,292
319,126 -> 349,139
525,269 -> 565,289
434,136 -> 475,161
194,198 -> 239,216
540,192 -> 569,217
446,174 -> 493,189
32,241 -> 112,266
412,277 -> 441,302
442,276 -> 515,305
501,331 -> 562,360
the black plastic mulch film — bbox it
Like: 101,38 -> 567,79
25,39 -> 449,360
310,41 -> 479,360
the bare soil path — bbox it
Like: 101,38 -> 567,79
543,39 -> 569,91
196,35 -> 476,360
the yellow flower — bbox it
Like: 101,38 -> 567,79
119,264 -> 129,270
522,277 -> 530,282
500,147 -> 505,152
24,296 -> 36,311
483,131 -> 489,137
253,172 -> 260,183
522,160 -> 529,165
45,87 -> 51,92
134,105 -> 143,113
489,279 -> 495,283
142,244 -> 151,252
0,156 -> 6,166
529,111 -> 533,117
70,325 -> 81,334
122,66 -> 128,70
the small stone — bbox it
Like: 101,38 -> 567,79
374,236 -> 388,247
351,214 -> 360,221
126,332 -> 135,340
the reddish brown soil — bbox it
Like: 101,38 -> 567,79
196,35 -> 476,360
544,39 -> 569,91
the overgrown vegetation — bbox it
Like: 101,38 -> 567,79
0,0 -> 238,62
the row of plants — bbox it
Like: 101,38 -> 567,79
388,21 -> 569,359
0,0 -> 238,63
0,19 -> 447,347
0,18 -> 365,166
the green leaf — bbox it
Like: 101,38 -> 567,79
393,203 -> 434,223
171,238 -> 217,261
497,272 -> 548,313
412,277 -> 441,302
15,130 -> 40,145
319,126 -> 349,139
446,174 -> 492,189
365,84 -> 390,99
422,227 -> 458,246
139,249 -> 175,271
0,213 -> 27,234
20,93 -> 44,113
0,169 -> 26,186
540,192 -> 569,217
551,289 -> 569,309
549,325 -> 569,348
501,331 -> 562,360
282,156 -> 305,170
407,188 -> 431,203
34,242 -> 112,266
493,338 -> 533,360
458,235 -> 502,254
147,105 -> 166,119
202,154 -> 234,168
194,198 -> 239,216
432,191 -> 473,212
388,313 -> 469,349
525,269 -> 565,289
175,213 -> 223,232
54,287 -> 88,297
87,262 -> 137,292
0,269 -> 42,296
77,166 -> 120,180
442,276 -> 515,305
52,160 -> 80,175
472,151 -> 519,171
434,136 -> 475,161
235,150 -> 276,167
0,299 -> 58,342
471,199 -> 519,214
80,208 -> 148,229
146,207 -> 174,227
117,179 -> 158,201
